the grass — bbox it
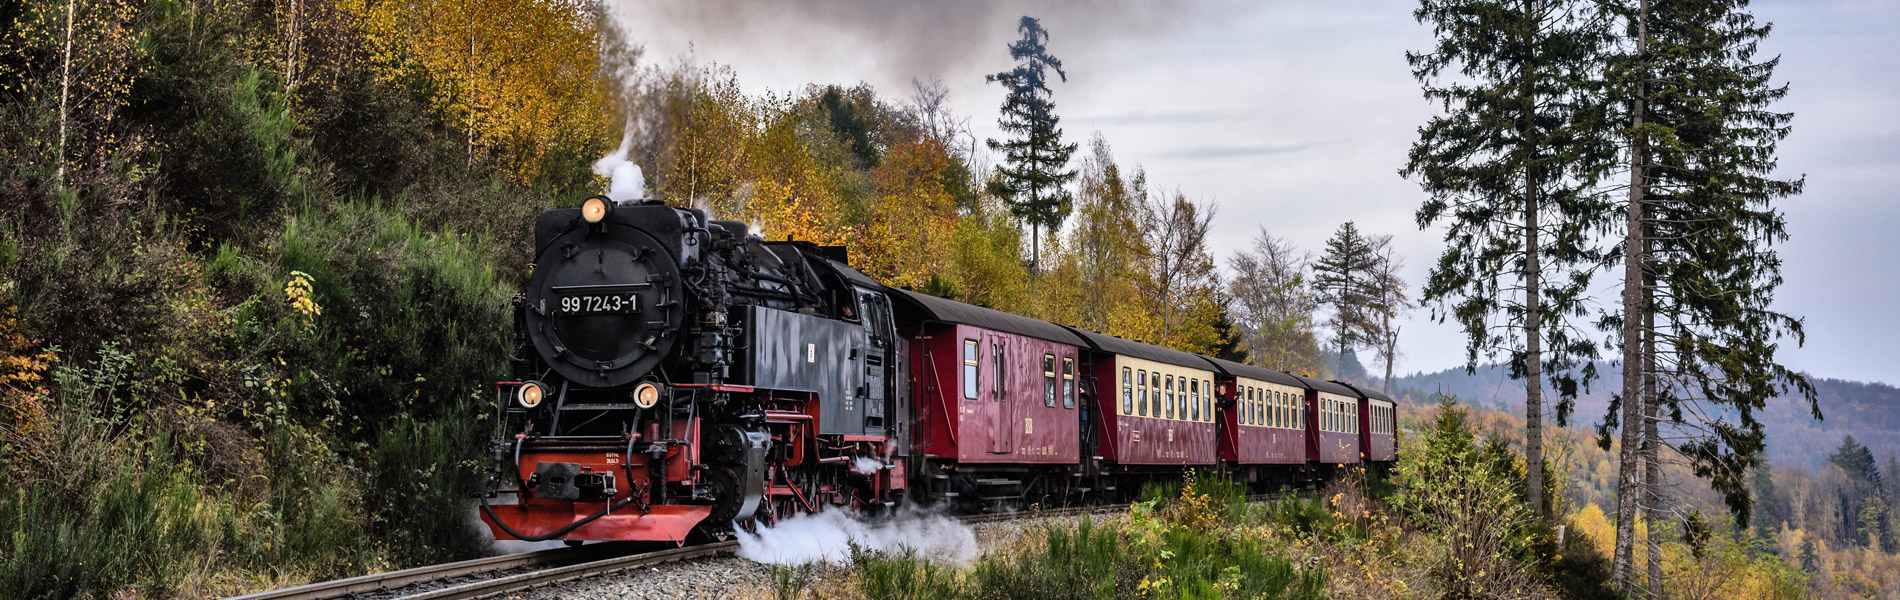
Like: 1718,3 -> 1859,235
0,403 -> 238,599
821,472 -> 1327,600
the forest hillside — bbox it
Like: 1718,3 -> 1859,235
1387,364 -> 1900,469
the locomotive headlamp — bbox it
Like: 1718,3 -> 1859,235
633,382 -> 660,409
517,381 -> 546,408
581,196 -> 611,224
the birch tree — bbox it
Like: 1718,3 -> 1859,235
0,0 -> 138,190
1228,228 -> 1324,375
1367,240 -> 1413,392
1134,190 -> 1225,355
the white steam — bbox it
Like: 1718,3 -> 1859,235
734,508 -> 978,565
593,123 -> 646,202
851,456 -> 887,473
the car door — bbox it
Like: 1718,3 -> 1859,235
987,333 -> 1014,454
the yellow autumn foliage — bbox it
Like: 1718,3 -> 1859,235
345,0 -> 613,185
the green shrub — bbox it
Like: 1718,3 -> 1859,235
0,401 -> 232,599
260,423 -> 370,578
367,403 -> 492,566
1254,495 -> 1340,540
208,201 -> 511,428
1389,399 -> 1552,599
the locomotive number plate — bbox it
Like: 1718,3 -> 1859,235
556,293 -> 638,314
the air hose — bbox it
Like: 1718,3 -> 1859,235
480,490 -> 638,542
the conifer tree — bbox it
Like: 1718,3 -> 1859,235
1313,222 -> 1377,379
986,16 -> 1077,273
1604,0 -> 1817,587
1404,0 -> 1618,521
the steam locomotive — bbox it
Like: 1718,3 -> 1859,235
478,196 -> 1399,544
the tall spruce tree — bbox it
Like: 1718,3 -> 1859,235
1604,0 -> 1817,588
1313,222 -> 1377,379
1404,0 -> 1618,521
986,16 -> 1077,273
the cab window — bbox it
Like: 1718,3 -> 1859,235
1238,389 -> 1254,427
1276,391 -> 1286,429
992,344 -> 1005,402
1246,388 -> 1255,425
1266,389 -> 1275,428
1150,373 -> 1161,417
1268,390 -> 1277,428
1202,379 -> 1212,422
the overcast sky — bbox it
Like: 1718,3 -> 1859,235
609,0 -> 1900,386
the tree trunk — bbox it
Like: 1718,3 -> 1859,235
1516,0 -> 1548,524
1383,323 -> 1398,393
1643,306 -> 1662,597
1031,222 -> 1040,275
1525,163 -> 1546,523
1339,327 -> 1347,380
56,0 -> 76,189
285,0 -> 300,102
1613,1 -> 1650,589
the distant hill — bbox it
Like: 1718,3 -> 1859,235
1378,362 -> 1900,469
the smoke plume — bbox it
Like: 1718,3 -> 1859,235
593,124 -> 647,202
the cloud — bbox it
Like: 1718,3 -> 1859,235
1153,140 -> 1319,160
612,1 -> 1218,93
1077,106 -> 1235,126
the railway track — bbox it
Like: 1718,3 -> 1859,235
227,494 -> 1293,600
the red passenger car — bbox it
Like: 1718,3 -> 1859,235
1071,329 -> 1219,468
1202,356 -> 1308,467
1291,375 -> 1361,465
1337,382 -> 1399,463
889,290 -> 1083,505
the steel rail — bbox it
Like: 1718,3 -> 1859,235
223,542 -> 623,600
400,541 -> 739,600
226,492 -> 1299,600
